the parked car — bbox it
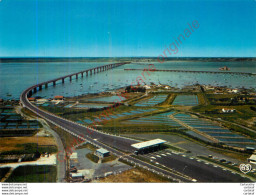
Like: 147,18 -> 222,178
220,159 -> 226,163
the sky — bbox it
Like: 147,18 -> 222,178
0,0 -> 255,57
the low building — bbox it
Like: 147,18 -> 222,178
144,85 -> 151,89
95,148 -> 110,158
54,95 -> 64,100
222,108 -> 236,113
248,154 -> 256,164
205,85 -> 215,90
70,152 -> 78,159
70,173 -> 84,180
219,66 -> 230,71
28,97 -> 36,102
246,147 -> 256,153
36,98 -> 48,103
131,139 -> 166,155
232,89 -> 239,93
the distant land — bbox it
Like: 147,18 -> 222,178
0,57 -> 256,63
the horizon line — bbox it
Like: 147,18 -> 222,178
1,56 -> 256,58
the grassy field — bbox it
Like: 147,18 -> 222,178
0,143 -> 57,155
197,93 -> 209,105
193,93 -> 256,122
76,143 -> 97,151
193,104 -> 256,121
0,137 -> 57,154
48,124 -> 81,151
6,165 -> 57,182
209,147 -> 250,161
102,154 -> 117,163
192,92 -> 256,138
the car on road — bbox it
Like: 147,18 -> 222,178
219,159 -> 226,163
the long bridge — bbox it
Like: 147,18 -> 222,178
124,68 -> 256,75
20,62 -> 252,182
27,63 -> 127,97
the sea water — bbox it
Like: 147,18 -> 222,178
0,61 -> 256,100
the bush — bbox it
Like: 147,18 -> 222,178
86,153 -> 99,163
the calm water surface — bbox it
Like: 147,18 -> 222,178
0,61 -> 256,100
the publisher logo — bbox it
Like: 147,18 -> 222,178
240,164 -> 252,174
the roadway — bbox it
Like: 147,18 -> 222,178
142,151 -> 251,182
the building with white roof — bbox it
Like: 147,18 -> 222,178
248,154 -> 256,164
131,139 -> 166,154
95,148 -> 110,158
70,173 -> 84,180
70,152 -> 78,159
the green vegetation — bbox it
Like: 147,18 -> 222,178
167,94 -> 177,105
206,94 -> 256,106
76,143 -> 97,151
6,165 -> 57,182
197,93 -> 209,105
0,143 -> 57,155
102,154 -> 117,163
48,124 -> 79,150
0,129 -> 39,137
193,104 -> 256,121
209,147 -> 250,161
86,152 -> 99,163
0,168 -> 10,180
192,92 -> 256,138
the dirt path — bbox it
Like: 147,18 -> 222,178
0,155 -> 57,169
